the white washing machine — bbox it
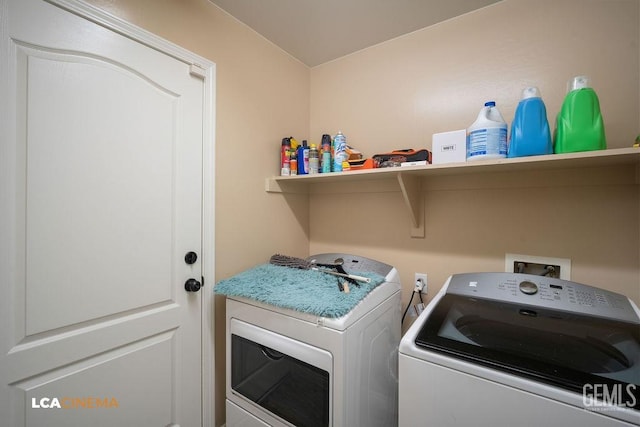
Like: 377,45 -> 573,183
225,253 -> 402,427
399,272 -> 640,427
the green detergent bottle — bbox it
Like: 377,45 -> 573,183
554,75 -> 606,153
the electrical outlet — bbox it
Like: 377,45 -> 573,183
505,253 -> 571,280
414,273 -> 428,293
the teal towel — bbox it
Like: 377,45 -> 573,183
214,264 -> 386,318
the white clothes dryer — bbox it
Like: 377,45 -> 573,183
225,253 -> 402,427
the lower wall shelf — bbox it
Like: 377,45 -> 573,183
265,147 -> 640,238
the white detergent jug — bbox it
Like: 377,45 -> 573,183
466,101 -> 508,161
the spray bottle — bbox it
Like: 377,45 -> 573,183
321,134 -> 332,173
333,131 -> 347,172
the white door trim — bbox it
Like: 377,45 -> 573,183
39,1 -> 217,424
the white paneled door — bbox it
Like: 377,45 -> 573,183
0,0 -> 215,426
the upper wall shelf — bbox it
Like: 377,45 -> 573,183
265,147 -> 640,237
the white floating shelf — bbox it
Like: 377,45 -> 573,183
266,147 -> 640,237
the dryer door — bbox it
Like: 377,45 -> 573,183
229,319 -> 332,427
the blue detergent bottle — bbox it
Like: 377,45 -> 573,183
508,87 -> 552,158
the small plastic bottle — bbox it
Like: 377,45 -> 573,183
333,131 -> 347,172
508,87 -> 552,158
309,144 -> 319,174
466,101 -> 508,161
554,76 -> 606,153
298,140 -> 309,175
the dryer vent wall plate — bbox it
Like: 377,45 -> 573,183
505,253 -> 571,280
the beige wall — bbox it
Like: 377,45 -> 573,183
311,0 -> 639,153
309,0 -> 640,326
79,0 -> 639,425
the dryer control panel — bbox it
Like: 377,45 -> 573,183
307,253 -> 394,278
445,272 -> 639,324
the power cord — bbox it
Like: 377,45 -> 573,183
401,278 -> 426,324
401,290 -> 417,324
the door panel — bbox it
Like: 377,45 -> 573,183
1,0 -> 210,425
20,331 -> 175,427
22,45 -> 176,335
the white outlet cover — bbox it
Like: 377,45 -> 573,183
414,273 -> 428,293
505,253 -> 571,280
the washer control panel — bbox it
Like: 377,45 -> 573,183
446,272 -> 639,323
